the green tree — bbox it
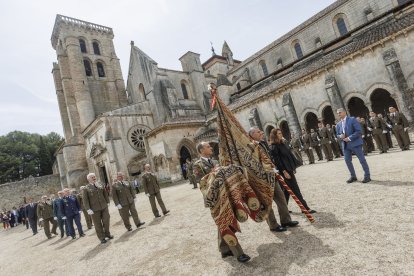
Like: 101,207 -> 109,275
39,136 -> 52,175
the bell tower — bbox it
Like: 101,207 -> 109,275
51,14 -> 128,187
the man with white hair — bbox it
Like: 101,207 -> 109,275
37,195 -> 58,239
112,172 -> 145,231
82,173 -> 113,244
142,164 -> 170,218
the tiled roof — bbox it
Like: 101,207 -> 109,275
227,9 -> 414,111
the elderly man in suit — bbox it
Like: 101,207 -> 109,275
25,198 -> 38,235
388,106 -> 410,151
142,164 -> 170,218
112,172 -> 145,231
82,173 -> 113,244
193,141 -> 251,263
336,108 -> 371,183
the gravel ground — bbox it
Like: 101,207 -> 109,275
1,148 -> 414,276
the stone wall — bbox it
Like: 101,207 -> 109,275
0,175 -> 61,210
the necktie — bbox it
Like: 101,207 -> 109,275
208,159 -> 212,165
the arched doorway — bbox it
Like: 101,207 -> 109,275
322,106 -> 336,125
370,89 -> 398,115
179,146 -> 192,179
348,97 -> 369,118
265,125 -> 275,140
305,112 -> 319,131
280,121 -> 291,141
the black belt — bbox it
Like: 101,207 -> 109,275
394,123 -> 402,125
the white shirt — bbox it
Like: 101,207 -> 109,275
341,116 -> 347,134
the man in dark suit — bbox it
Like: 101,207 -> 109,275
336,108 -> 371,183
25,198 -> 38,235
388,106 -> 410,151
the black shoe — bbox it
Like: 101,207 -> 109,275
221,251 -> 234,258
362,177 -> 371,183
60,233 -> 64,238
237,254 -> 251,263
281,221 -> 299,228
163,210 -> 170,215
106,235 -> 114,239
80,233 -> 85,237
192,187 -> 197,189
72,235 -> 76,240
127,227 -> 132,232
380,151 -> 384,154
155,215 -> 161,218
346,177 -> 357,183
288,210 -> 292,213
137,222 -> 145,228
101,239 -> 107,244
47,236 -> 52,239
271,226 -> 287,232
308,210 -> 317,214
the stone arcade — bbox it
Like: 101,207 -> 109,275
51,0 -> 414,187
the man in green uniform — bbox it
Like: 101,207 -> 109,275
37,195 -> 58,239
326,124 -> 341,158
310,128 -> 323,161
141,164 -> 170,218
193,141 -> 251,263
368,111 -> 388,153
112,172 -> 145,231
289,133 -> 303,164
82,173 -> 113,244
388,106 -> 410,151
317,122 -> 333,161
301,129 -> 315,164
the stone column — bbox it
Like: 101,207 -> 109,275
282,93 -> 301,137
382,48 -> 414,122
325,74 -> 346,114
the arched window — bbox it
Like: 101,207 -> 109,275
336,17 -> 348,36
93,41 -> 101,55
139,83 -> 146,100
259,60 -> 269,77
83,59 -> 92,77
97,62 -> 105,77
293,41 -> 303,59
181,82 -> 189,99
79,39 -> 87,53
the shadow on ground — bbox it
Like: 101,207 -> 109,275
114,228 -> 143,244
312,212 -> 346,229
368,180 -> 414,187
79,243 -> 109,261
148,216 -> 166,226
227,227 -> 335,275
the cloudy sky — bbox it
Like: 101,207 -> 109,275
0,0 -> 334,136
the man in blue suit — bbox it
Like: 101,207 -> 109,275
62,188 -> 85,239
53,191 -> 69,238
336,108 -> 371,183
25,197 -> 38,235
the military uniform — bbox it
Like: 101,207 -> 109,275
389,111 -> 410,150
327,126 -> 341,157
310,131 -> 323,160
77,193 -> 93,229
112,180 -> 143,230
289,137 -> 303,164
62,195 -> 84,238
301,132 -> 315,164
317,127 -> 333,161
193,157 -> 245,258
141,172 -> 168,217
369,116 -> 388,153
53,197 -> 69,237
37,201 -> 58,238
82,183 -> 111,241
187,160 -> 197,189
359,120 -> 368,155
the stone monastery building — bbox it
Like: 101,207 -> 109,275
51,0 -> 414,187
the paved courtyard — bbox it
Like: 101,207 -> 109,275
1,148 -> 414,276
